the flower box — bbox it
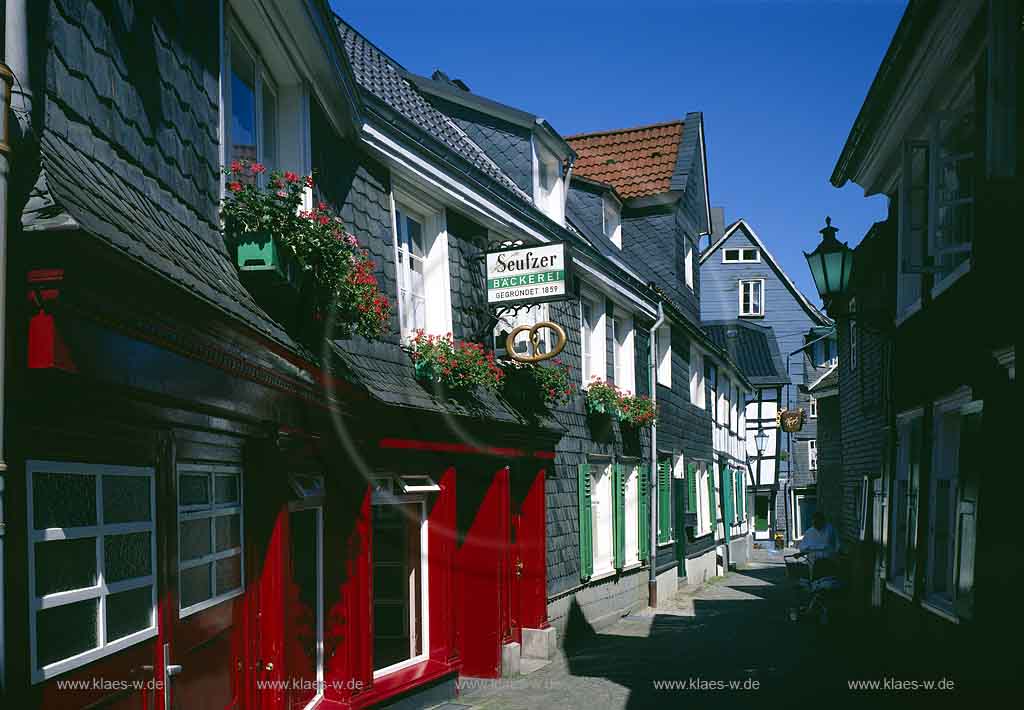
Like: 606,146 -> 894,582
229,230 -> 305,291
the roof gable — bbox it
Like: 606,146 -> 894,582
703,320 -> 789,386
566,121 -> 684,199
700,219 -> 831,326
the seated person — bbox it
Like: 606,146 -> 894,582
796,512 -> 839,579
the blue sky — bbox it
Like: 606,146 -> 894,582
330,0 -> 903,302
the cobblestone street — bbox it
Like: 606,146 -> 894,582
455,551 -> 962,708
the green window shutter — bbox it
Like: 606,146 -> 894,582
638,464 -> 650,560
657,459 -> 672,544
613,464 -> 626,570
687,462 -> 698,513
578,464 -> 593,580
723,467 -> 734,525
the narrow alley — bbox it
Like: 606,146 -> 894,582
458,550 -> 966,708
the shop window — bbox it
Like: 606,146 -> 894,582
372,499 -> 427,676
27,461 -> 158,682
177,464 -> 244,616
288,501 -> 323,709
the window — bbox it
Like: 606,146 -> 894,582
925,389 -> 971,613
849,321 -> 858,372
809,397 -> 817,419
496,303 -> 552,356
534,141 -> 565,225
288,496 -> 323,707
590,462 -> 614,576
624,464 -> 640,566
684,244 -> 694,289
722,380 -> 732,432
689,462 -> 712,537
372,496 -> 427,676
656,326 -> 671,387
705,361 -> 718,422
739,279 -> 765,317
723,248 -> 759,263
689,345 -> 704,407
392,189 -> 451,339
898,95 -> 977,316
227,28 -> 278,177
793,489 -> 817,539
890,410 -> 924,594
808,439 -> 818,470
177,464 -> 244,616
612,313 -> 635,393
580,287 -> 606,387
603,194 -> 622,249
656,457 -> 673,544
27,462 -> 158,682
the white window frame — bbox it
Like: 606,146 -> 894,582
809,396 -> 818,419
889,407 -> 925,592
689,345 -> 705,408
738,279 -> 765,317
656,325 -> 671,387
624,464 -> 640,566
391,183 -> 453,341
370,492 -> 430,679
792,489 -> 816,540
722,248 -> 760,263
849,321 -> 858,372
696,462 -> 712,537
533,138 -> 565,226
612,312 -> 635,394
684,243 -> 694,290
222,12 -> 312,204
808,439 -> 818,471
925,388 -> 972,613
580,284 -> 607,388
603,193 -> 622,249
590,460 -> 615,577
177,463 -> 245,618
27,461 -> 158,683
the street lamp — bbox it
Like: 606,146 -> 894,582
754,428 -> 768,456
804,216 -> 853,304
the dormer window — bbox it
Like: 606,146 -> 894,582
723,248 -> 760,263
603,194 -> 622,249
533,141 -> 565,225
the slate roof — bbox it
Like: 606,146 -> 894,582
330,339 -> 547,426
702,320 -> 790,387
807,364 -> 839,395
333,16 -> 530,201
566,121 -> 685,199
26,0 -> 304,353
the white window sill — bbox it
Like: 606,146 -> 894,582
894,299 -> 923,328
656,540 -> 675,549
930,261 -> 971,300
885,580 -> 913,601
591,564 -> 617,581
921,596 -> 959,624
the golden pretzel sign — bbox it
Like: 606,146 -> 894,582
506,321 -> 567,363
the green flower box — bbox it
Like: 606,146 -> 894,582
230,231 -> 304,291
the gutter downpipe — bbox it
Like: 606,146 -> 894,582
648,302 -> 665,608
2,0 -> 32,694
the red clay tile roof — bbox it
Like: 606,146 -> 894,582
566,121 -> 684,199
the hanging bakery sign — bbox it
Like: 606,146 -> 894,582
486,242 -> 569,305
